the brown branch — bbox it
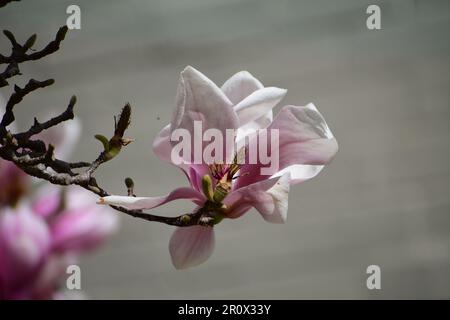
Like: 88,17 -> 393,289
0,23 -> 214,228
0,26 -> 68,87
0,0 -> 20,8
1,79 -> 55,129
14,95 -> 75,143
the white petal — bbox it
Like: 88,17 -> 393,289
171,66 -> 237,134
263,172 -> 290,223
97,187 -> 205,210
234,87 -> 286,127
221,71 -> 264,104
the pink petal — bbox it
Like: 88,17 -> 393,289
0,206 -> 50,298
31,254 -> 76,299
98,187 -> 205,210
169,225 -> 215,269
31,185 -> 61,218
152,125 -> 209,192
171,66 -> 238,132
152,124 -> 173,164
225,173 -> 290,223
235,104 -> 338,188
50,205 -> 118,253
170,66 -> 239,163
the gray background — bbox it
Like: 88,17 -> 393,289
1,0 -> 450,299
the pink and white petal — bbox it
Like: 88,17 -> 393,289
225,173 -> 290,223
234,87 -> 286,127
221,71 -> 264,104
169,225 -> 215,269
171,66 -> 238,135
235,111 -> 273,145
98,187 -> 205,210
235,104 -> 338,189
269,103 -> 337,184
152,124 -> 173,164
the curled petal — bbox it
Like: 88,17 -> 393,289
169,225 -> 215,269
226,173 -> 290,223
221,72 -> 280,142
235,104 -> 338,188
234,87 -> 286,127
98,187 -> 205,210
171,66 -> 238,135
221,71 -> 264,104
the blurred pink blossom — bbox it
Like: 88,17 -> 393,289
0,205 -> 50,299
0,186 -> 118,299
0,100 -> 119,299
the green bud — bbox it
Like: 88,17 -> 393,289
94,134 -> 110,152
125,177 -> 134,189
23,34 -> 37,50
180,214 -> 191,224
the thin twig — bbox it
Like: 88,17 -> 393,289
0,23 -> 212,227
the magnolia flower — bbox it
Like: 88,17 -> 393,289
0,205 -> 51,299
32,185 -> 119,254
0,187 -> 118,299
100,66 -> 338,269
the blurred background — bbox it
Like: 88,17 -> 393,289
1,0 -> 450,299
